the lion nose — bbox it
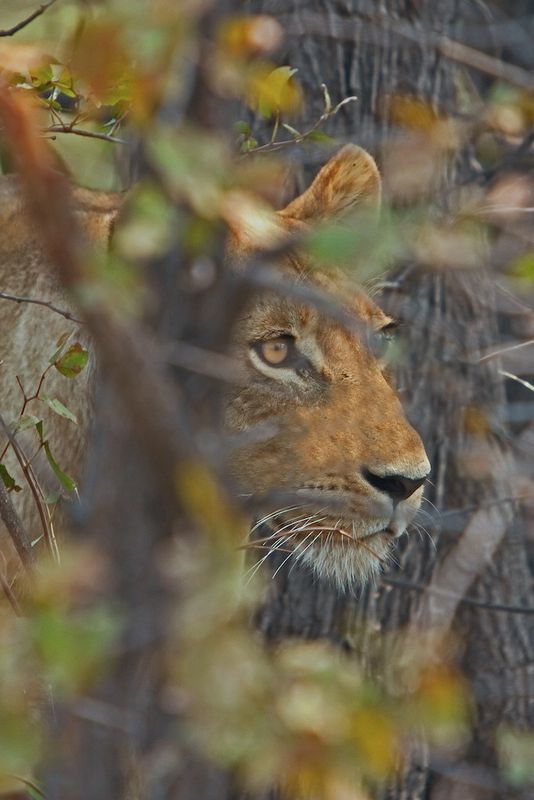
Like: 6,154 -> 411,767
362,469 -> 427,503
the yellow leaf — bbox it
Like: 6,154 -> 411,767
246,64 -> 303,118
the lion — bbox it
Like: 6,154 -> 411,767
0,144 -> 429,588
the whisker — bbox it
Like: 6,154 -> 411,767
292,530 -> 325,570
354,537 -> 387,564
412,520 -> 437,552
420,496 -> 441,516
238,542 -> 294,554
244,535 -> 294,584
275,529 -> 322,579
415,507 -> 435,524
270,523 -> 327,580
249,505 -> 304,536
249,514 -> 312,545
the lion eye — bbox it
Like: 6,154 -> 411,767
257,336 -> 293,366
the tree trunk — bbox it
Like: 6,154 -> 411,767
241,2 -> 534,798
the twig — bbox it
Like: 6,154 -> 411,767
499,369 -> 534,393
382,575 -> 534,615
165,341 -> 243,384
441,492 -> 534,519
0,562 -> 22,615
45,125 -> 127,145
5,774 -> 46,799
0,414 -> 59,563
0,0 -> 57,37
479,338 -> 534,363
245,85 -> 356,155
0,479 -> 35,571
0,290 -> 82,324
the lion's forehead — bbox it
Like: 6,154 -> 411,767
239,274 -> 390,353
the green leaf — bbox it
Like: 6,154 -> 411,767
49,331 -> 72,365
498,727 -> 534,786
30,64 -> 53,89
53,343 -> 89,378
36,420 -> 44,442
14,414 -> 42,433
43,491 -> 61,506
53,66 -> 77,98
0,464 -> 22,493
240,137 -> 258,153
31,606 -> 118,695
43,442 -> 77,493
40,396 -> 78,425
306,130 -> 336,145
510,252 -> 534,283
234,120 -> 252,137
307,224 -> 362,267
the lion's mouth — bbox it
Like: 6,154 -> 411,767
249,508 -> 394,562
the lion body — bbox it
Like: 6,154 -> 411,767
0,177 -> 120,541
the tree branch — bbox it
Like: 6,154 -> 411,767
0,0 -> 58,37
0,479 -> 35,572
45,125 -> 127,145
0,290 -> 82,324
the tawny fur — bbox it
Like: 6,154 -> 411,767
0,146 -> 428,587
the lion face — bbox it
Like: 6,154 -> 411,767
225,145 -> 430,587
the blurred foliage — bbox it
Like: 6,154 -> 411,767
0,545 -> 117,788
497,727 -> 534,786
0,0 -> 532,797
169,465 -> 470,797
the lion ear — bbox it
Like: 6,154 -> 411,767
278,144 -> 381,224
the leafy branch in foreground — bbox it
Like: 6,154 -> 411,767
236,82 -> 357,153
0,335 -> 88,572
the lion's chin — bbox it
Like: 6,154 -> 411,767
299,531 -> 393,589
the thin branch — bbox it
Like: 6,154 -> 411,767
0,479 -> 35,571
5,775 -> 46,799
475,205 -> 534,215
441,492 -> 534,519
45,125 -> 127,145
382,575 -> 534,615
0,562 -> 22,615
0,415 -> 59,563
245,87 -> 357,155
0,0 -> 58,37
499,369 -> 534,393
165,341 -> 243,384
0,290 -> 83,324
479,338 -> 534,363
